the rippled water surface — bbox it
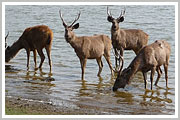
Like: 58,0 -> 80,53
5,5 -> 175,115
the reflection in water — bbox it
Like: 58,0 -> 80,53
5,65 -> 56,103
115,91 -> 134,104
5,65 -> 20,73
141,88 -> 173,105
24,69 -> 55,86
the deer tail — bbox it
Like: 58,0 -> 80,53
47,34 -> 52,45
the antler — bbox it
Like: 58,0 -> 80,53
59,10 -> 67,27
119,54 -> 124,74
112,48 -> 124,73
5,31 -> 9,48
5,31 -> 9,41
107,6 -> 112,17
119,7 -> 126,18
70,12 -> 81,27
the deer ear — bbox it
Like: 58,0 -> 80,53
107,16 -> 113,22
72,23 -> 79,29
6,46 -> 10,50
118,16 -> 124,23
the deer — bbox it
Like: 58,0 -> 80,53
5,25 -> 53,71
59,10 -> 114,80
107,7 -> 149,72
112,40 -> 171,91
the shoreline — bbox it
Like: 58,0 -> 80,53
5,96 -> 109,115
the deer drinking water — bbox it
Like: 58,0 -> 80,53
107,7 -> 149,72
5,25 -> 53,71
113,40 -> 171,91
59,10 -> 114,80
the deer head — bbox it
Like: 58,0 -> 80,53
59,10 -> 80,43
107,7 -> 125,31
113,67 -> 131,91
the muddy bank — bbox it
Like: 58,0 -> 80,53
5,96 -> 113,115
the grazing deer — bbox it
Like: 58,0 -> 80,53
107,7 -> 149,72
5,25 -> 53,71
59,10 -> 114,80
113,40 -> 171,91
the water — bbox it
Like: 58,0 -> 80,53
5,5 -> 175,115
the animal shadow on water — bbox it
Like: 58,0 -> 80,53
78,76 -> 108,94
5,65 -> 20,73
24,69 -> 55,86
78,75 -> 117,98
141,88 -> 173,104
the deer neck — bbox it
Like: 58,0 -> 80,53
126,57 -> 142,83
68,35 -> 81,49
111,27 -> 125,49
111,27 -> 121,41
5,39 -> 23,62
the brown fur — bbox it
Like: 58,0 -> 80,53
113,40 -> 171,91
5,25 -> 53,70
60,11 -> 114,80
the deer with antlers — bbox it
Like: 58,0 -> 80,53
113,40 -> 171,91
5,25 -> 53,71
59,10 -> 114,80
107,7 -> 149,72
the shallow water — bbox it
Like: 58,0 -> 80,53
5,5 -> 175,115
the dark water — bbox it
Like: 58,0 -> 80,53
5,5 -> 175,115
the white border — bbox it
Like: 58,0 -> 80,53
2,2 -> 5,118
2,2 -> 179,5
2,2 -> 178,119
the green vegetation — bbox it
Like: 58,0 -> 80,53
6,104 -> 44,115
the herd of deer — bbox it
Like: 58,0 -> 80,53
5,7 -> 171,91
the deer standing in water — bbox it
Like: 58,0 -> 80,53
107,7 -> 149,72
113,40 -> 171,91
5,25 -> 53,71
59,10 -> 114,80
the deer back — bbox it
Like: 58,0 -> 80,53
71,35 -> 112,59
113,29 -> 148,52
142,40 -> 170,67
20,25 -> 53,50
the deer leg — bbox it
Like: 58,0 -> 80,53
150,67 -> 156,90
80,58 -> 87,80
96,57 -> 103,77
119,47 -> 124,73
33,50 -> 37,68
26,49 -> 30,70
143,72 -> 147,89
104,54 -> 114,76
164,64 -> 168,87
37,49 -> 45,69
155,67 -> 162,86
45,45 -> 52,71
114,48 -> 118,70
